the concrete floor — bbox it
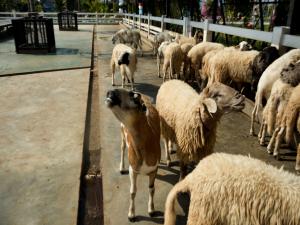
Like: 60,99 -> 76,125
0,69 -> 90,225
0,25 -> 93,75
97,25 -> 298,225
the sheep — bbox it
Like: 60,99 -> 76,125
164,152 -> 300,225
157,41 -> 172,78
267,84 -> 300,166
156,80 -> 245,178
152,31 -> 173,55
250,49 -> 300,136
235,40 -> 252,51
180,43 -> 194,82
174,30 -> 203,45
112,29 -> 143,56
258,79 -> 294,146
161,42 -> 184,82
105,88 -> 161,221
186,42 -> 225,87
206,49 -> 260,90
111,44 -> 137,90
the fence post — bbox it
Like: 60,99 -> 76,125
96,12 -> 98,25
271,26 -> 290,54
161,15 -> 165,32
203,19 -> 213,42
139,14 -> 141,30
147,13 -> 151,37
183,17 -> 191,37
12,9 -> 16,18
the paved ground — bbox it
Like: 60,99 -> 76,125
0,25 -> 93,75
0,69 -> 90,225
97,25 -> 298,225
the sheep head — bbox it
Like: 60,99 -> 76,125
251,46 -> 279,92
105,89 -> 147,126
200,82 -> 245,114
280,61 -> 300,87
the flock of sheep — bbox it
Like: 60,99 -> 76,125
106,27 -> 300,225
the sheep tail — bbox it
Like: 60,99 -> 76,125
164,178 -> 189,225
285,106 -> 299,144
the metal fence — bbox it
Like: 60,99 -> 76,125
122,13 -> 300,51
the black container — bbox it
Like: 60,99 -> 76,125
58,11 -> 78,31
12,14 -> 56,54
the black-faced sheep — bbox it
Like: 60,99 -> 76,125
111,44 -> 137,90
105,89 -> 161,221
161,42 -> 184,82
250,49 -> 300,136
152,31 -> 173,55
156,80 -> 245,178
112,29 -> 143,56
164,152 -> 300,225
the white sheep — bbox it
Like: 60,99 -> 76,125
152,31 -> 173,55
164,152 -> 300,225
156,80 -> 245,178
250,49 -> 300,136
180,43 -> 194,82
187,42 -> 225,87
111,44 -> 137,90
267,84 -> 300,171
258,79 -> 294,146
174,30 -> 202,45
161,42 -> 184,82
157,41 -> 172,78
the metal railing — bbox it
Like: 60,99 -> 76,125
122,13 -> 300,51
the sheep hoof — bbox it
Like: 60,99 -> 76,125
166,160 -> 171,167
249,130 -> 255,136
148,211 -> 155,217
259,140 -> 265,146
128,216 -> 136,222
267,149 -> 272,154
120,170 -> 128,175
274,154 -> 280,161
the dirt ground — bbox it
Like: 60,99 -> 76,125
95,24 -> 298,225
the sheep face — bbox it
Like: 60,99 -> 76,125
201,82 -> 245,112
280,61 -> 300,87
105,89 -> 147,124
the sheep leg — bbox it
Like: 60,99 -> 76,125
111,60 -> 116,86
273,127 -> 285,160
128,166 -> 138,221
120,66 -> 126,88
179,161 -> 188,181
164,138 -> 171,167
157,54 -> 161,78
148,171 -> 156,217
267,127 -> 280,154
128,71 -> 134,90
250,104 -> 258,136
120,126 -> 126,174
296,144 -> 300,172
162,62 -> 169,83
259,123 -> 267,146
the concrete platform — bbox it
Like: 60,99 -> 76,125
0,25 -> 93,76
0,69 -> 90,225
97,25 -> 298,225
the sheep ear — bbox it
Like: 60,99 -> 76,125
203,98 -> 217,114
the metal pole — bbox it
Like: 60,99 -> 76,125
28,0 -> 33,12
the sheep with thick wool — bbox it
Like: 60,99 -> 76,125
174,31 -> 202,45
187,42 -> 224,87
111,44 -> 137,90
180,43 -> 194,81
250,49 -> 300,135
152,31 -> 173,55
161,42 -> 184,82
267,80 -> 300,171
156,80 -> 245,178
164,152 -> 300,225
258,79 -> 294,146
157,41 -> 172,78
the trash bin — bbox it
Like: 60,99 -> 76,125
57,11 -> 78,31
12,13 -> 56,54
